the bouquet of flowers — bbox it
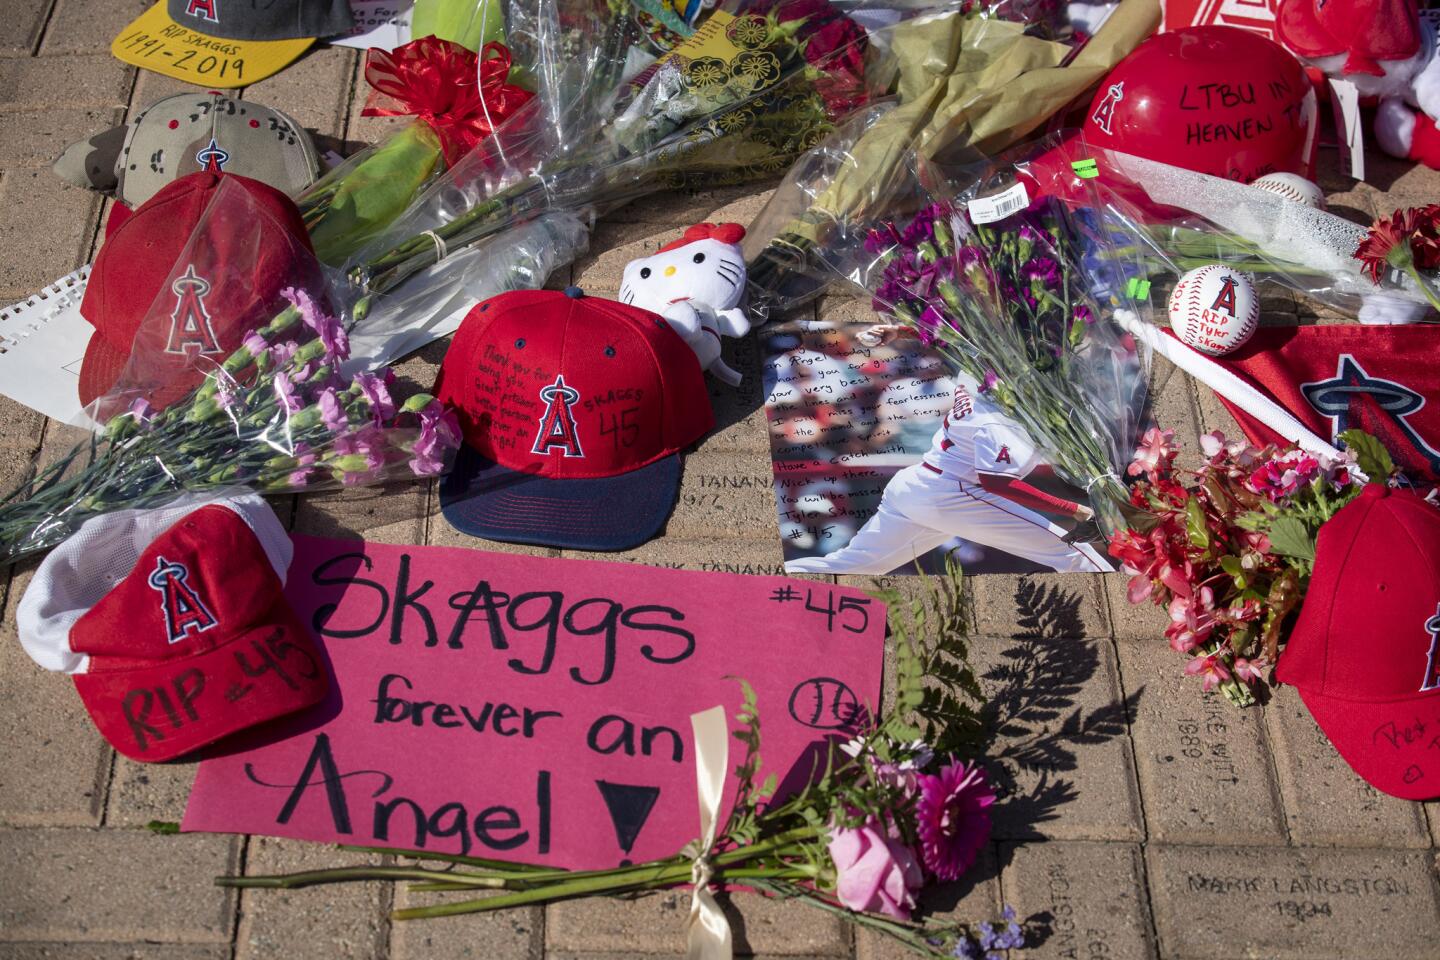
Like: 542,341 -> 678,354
0,286 -> 461,563
216,568 -> 1028,959
300,35 -> 535,265
339,0 -> 873,303
744,0 -> 1159,310
1107,427 -> 1396,707
857,185 -> 1148,533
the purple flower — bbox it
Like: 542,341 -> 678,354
1018,225 -> 1042,245
283,286 -> 349,362
243,332 -> 268,358
319,387 -> 349,433
865,223 -> 902,255
270,340 -> 299,368
1073,304 -> 1095,325
288,441 -> 317,487
273,371 -> 303,414
354,372 -> 397,423
915,761 -> 994,881
215,379 -> 238,412
1021,257 -> 1061,288
129,397 -> 154,426
980,370 -> 999,392
410,402 -> 461,476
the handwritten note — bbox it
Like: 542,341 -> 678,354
182,536 -> 883,868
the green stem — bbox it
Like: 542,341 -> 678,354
217,865 -> 509,890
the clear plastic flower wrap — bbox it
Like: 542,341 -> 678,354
0,179 -> 461,563
338,0 -> 889,308
810,140 -> 1154,535
1027,144 -> 1440,325
742,0 -> 1161,314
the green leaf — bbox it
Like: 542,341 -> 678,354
1337,429 -> 1394,481
1185,497 -> 1210,550
1218,555 -> 1246,589
1266,516 -> 1316,562
411,0 -> 506,51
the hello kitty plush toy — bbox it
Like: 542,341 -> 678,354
620,222 -> 751,386
1277,0 -> 1440,168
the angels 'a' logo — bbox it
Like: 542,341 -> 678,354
532,375 -> 585,458
148,556 -> 219,644
1301,354 -> 1440,479
185,0 -> 219,23
995,445 -> 1012,464
194,137 -> 229,173
1091,82 -> 1124,135
165,265 -> 223,356
1421,604 -> 1440,692
1209,275 -> 1239,317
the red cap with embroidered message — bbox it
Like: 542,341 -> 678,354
433,286 -> 714,550
15,493 -> 328,762
1274,484 -> 1440,799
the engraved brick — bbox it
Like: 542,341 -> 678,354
0,828 -> 238,942
292,480 -> 430,546
41,0 -> 149,55
390,886 -> 538,960
1264,686 -> 1430,847
1000,841 -> 1154,960
562,537 -> 785,576
1146,844 -> 1440,959
547,890 -> 847,956
1115,642 -> 1286,845
974,637 -> 1143,842
236,837 -> 388,960
0,569 -> 110,827
970,574 -> 1110,640
129,71 -> 214,110
855,844 -> 1001,960
664,450 -> 779,540
0,171 -> 103,298
0,55 -> 132,110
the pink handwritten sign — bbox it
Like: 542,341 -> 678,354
183,535 -> 884,868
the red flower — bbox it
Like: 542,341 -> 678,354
1354,205 -> 1440,283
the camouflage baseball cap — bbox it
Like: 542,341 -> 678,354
53,92 -> 319,208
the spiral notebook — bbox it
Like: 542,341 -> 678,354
0,267 -> 96,428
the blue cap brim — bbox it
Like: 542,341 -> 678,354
439,446 -> 684,551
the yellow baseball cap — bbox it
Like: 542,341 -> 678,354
111,0 -> 354,88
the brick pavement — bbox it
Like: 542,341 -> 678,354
2,5 -> 1439,958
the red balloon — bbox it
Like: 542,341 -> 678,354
1082,26 -> 1317,183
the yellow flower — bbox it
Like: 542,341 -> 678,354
726,15 -> 770,49
731,51 -> 782,88
685,57 -> 728,90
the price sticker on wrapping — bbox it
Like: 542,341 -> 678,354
967,183 -> 1030,224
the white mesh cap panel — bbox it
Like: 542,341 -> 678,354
15,488 -> 291,675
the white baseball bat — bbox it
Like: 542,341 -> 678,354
1114,310 -> 1355,466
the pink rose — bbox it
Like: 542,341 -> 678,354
827,819 -> 923,920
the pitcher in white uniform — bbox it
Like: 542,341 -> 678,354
785,350 -> 1113,575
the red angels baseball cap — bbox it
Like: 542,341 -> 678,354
15,492 -> 328,762
434,286 -> 715,550
78,169 -> 316,412
1274,484 -> 1440,799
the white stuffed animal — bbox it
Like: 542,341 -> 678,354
619,222 -> 752,386
1277,0 -> 1440,169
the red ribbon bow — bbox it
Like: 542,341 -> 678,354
362,36 -> 533,166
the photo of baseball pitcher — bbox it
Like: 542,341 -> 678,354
765,318 -> 1113,576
